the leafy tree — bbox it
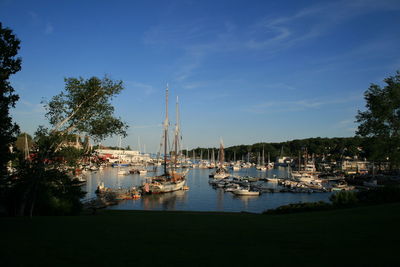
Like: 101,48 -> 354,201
44,76 -> 128,145
356,71 -> 400,170
2,76 -> 129,216
0,23 -> 21,178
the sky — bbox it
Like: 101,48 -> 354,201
1,0 -> 400,152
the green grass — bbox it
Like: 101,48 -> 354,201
1,204 -> 400,266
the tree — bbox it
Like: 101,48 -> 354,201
0,23 -> 21,178
44,76 -> 128,144
356,71 -> 400,170
1,76 -> 129,216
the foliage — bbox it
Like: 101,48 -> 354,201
265,185 -> 400,215
356,71 -> 400,169
329,191 -> 358,207
263,201 -> 332,214
7,76 -> 130,216
2,155 -> 85,216
0,23 -> 21,179
44,76 -> 129,142
357,186 -> 400,205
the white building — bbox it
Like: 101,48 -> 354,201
95,149 -> 151,163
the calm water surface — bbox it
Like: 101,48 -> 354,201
82,166 -> 331,213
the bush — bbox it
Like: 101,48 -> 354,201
357,186 -> 400,205
263,201 -> 332,215
330,191 -> 358,207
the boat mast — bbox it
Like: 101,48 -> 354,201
174,96 -> 180,172
262,146 -> 265,166
219,139 -> 225,167
24,133 -> 29,160
163,84 -> 169,176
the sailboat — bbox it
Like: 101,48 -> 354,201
266,152 -> 274,169
116,136 -> 129,175
258,147 -> 267,171
232,151 -> 241,171
142,85 -> 188,194
210,139 -> 230,179
208,149 -> 216,169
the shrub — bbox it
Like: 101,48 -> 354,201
330,191 -> 358,207
357,186 -> 400,205
263,201 -> 332,215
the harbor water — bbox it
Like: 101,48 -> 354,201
82,166 -> 332,213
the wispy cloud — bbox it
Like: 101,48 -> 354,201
28,11 -> 39,21
143,19 -> 216,46
125,81 -> 155,96
334,119 -> 357,134
131,124 -> 162,129
263,83 -> 296,91
245,0 -> 400,51
27,10 -> 55,35
44,22 -> 54,35
142,0 -> 400,84
14,100 -> 45,115
246,95 -> 362,114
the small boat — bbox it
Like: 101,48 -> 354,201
232,187 -> 260,196
118,170 -> 129,175
112,162 -> 130,168
232,165 -> 241,171
139,169 -> 147,175
267,175 -> 279,183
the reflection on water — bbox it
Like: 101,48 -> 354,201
82,166 -> 331,213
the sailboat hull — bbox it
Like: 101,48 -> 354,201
146,179 -> 186,194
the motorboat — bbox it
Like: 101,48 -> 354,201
232,187 -> 260,196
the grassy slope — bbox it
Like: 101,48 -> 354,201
1,204 -> 400,266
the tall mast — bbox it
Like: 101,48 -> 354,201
219,139 -> 225,166
262,146 -> 265,165
163,84 -> 169,175
174,96 -> 180,170
24,133 -> 29,160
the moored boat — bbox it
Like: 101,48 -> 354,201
232,187 -> 260,196
140,85 -> 188,194
210,140 -> 230,179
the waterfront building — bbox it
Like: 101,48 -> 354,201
95,149 -> 151,163
339,158 -> 369,174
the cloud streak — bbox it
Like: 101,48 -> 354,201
125,81 -> 155,96
44,22 -> 54,35
246,95 -> 362,114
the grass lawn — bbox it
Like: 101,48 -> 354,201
1,203 -> 400,266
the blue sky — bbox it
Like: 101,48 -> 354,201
2,0 -> 400,152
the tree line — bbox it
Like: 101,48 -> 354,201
185,137 -> 364,162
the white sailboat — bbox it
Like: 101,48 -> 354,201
260,148 -> 267,171
210,139 -> 230,179
142,85 -> 187,194
117,137 -> 129,175
232,151 -> 241,171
